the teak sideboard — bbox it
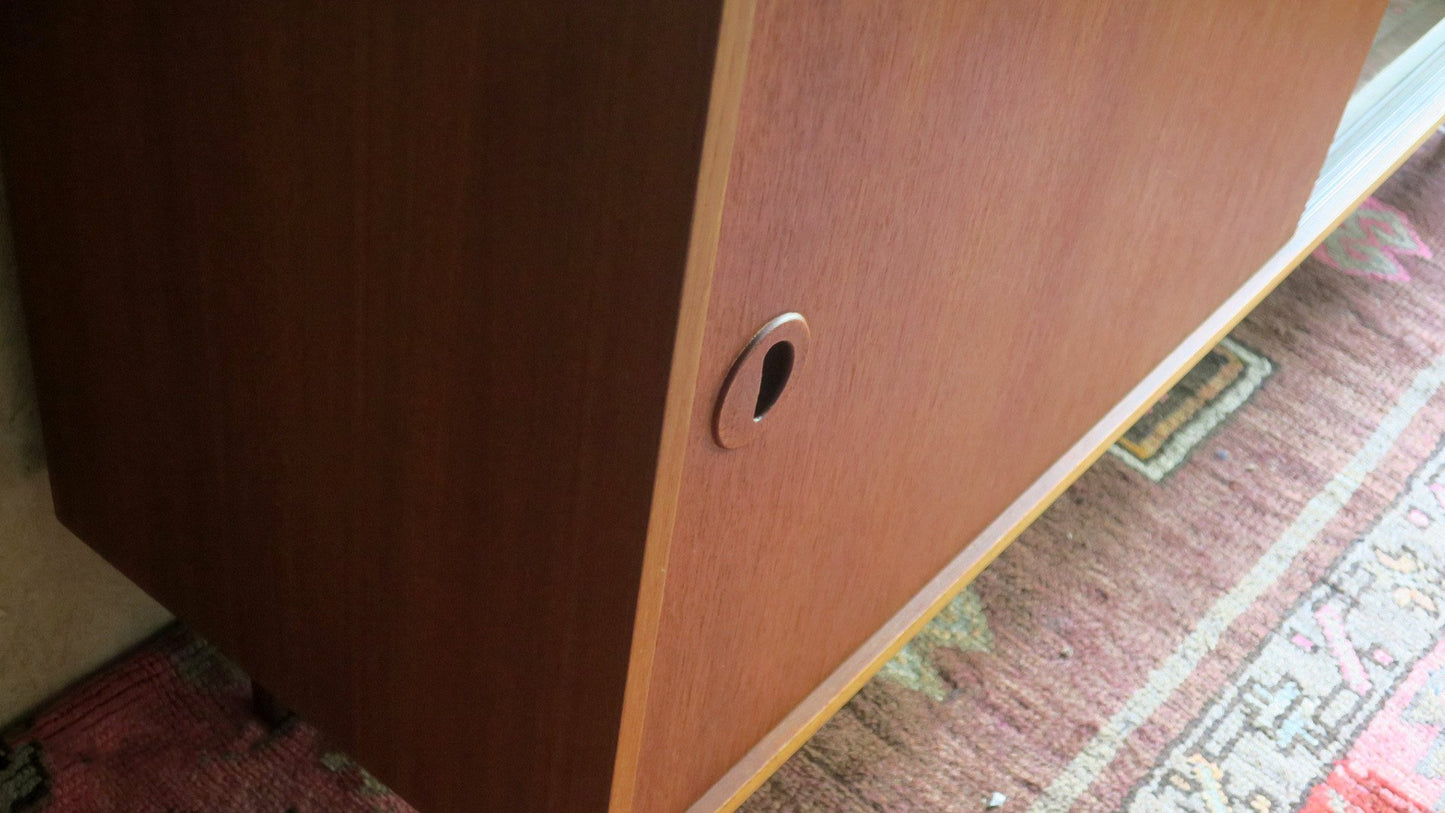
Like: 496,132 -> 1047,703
0,1 -> 1401,810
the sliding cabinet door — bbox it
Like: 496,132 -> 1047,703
632,2 -> 1387,810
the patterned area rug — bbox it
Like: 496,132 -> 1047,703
4,150 -> 1445,813
0,628 -> 414,812
745,134 -> 1445,812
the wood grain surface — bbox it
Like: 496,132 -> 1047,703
609,1 -> 757,809
694,39 -> 1445,813
632,2 -> 1387,811
0,3 -> 722,811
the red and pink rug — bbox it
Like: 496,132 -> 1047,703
0,629 -> 412,812
6,137 -> 1445,812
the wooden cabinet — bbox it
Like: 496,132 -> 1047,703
0,1 -> 1387,811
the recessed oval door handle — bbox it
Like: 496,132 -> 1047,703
713,312 -> 810,449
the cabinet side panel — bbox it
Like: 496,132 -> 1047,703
638,1 -> 1386,810
0,2 -> 722,811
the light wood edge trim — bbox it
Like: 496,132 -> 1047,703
608,2 -> 758,811
688,118 -> 1445,813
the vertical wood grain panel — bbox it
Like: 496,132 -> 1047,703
610,1 -> 758,809
0,3 -> 722,810
634,2 -> 1386,810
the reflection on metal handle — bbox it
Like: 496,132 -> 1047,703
713,312 -> 810,450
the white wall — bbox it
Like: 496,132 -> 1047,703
0,174 -> 170,724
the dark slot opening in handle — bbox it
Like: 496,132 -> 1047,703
754,340 -> 794,420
